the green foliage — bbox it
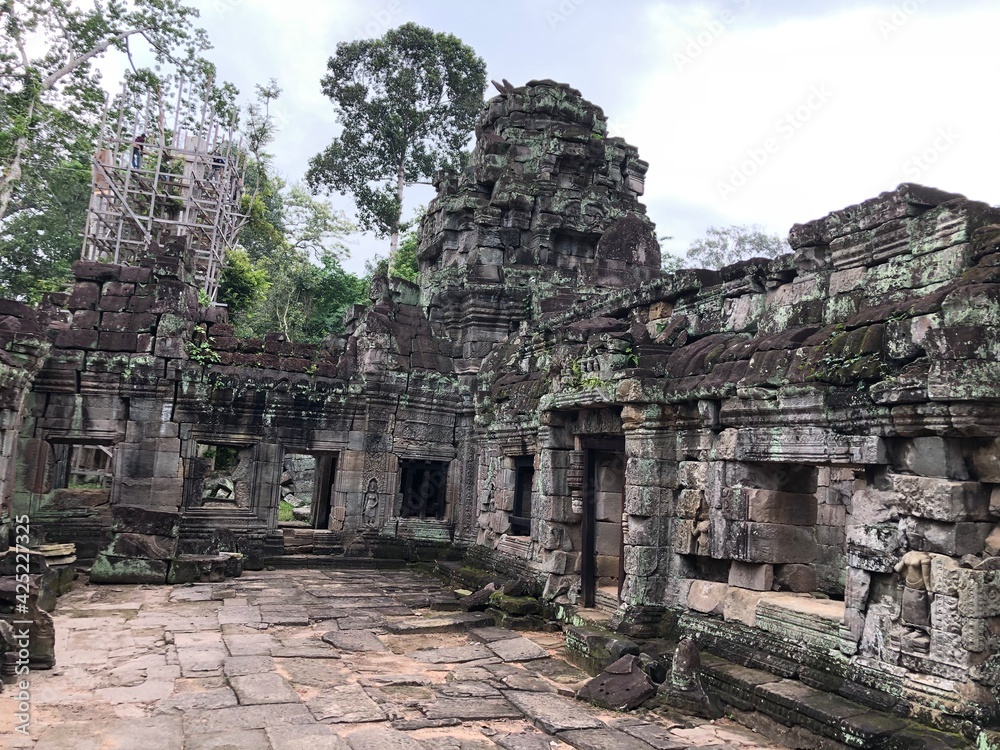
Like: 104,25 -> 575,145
0,151 -> 90,301
686,224 -> 790,270
307,22 -> 487,253
0,0 -> 233,223
391,229 -> 420,282
218,247 -> 269,318
219,179 -> 367,343
185,328 -> 220,366
278,500 -> 295,522
366,225 -> 421,282
661,254 -> 684,273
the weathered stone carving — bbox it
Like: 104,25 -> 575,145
362,478 -> 379,526
894,549 -> 933,653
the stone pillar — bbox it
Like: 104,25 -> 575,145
536,413 -> 581,600
90,396 -> 184,583
613,403 -> 676,635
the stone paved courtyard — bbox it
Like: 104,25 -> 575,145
0,567 -> 788,750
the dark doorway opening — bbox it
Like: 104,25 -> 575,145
399,460 -> 448,520
279,452 -> 337,530
582,437 -> 626,608
510,456 -> 535,537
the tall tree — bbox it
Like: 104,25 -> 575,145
0,0 -> 230,224
307,22 -> 486,259
220,180 -> 364,343
686,224 -> 790,270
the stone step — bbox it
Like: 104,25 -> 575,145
698,654 -> 971,749
264,554 -> 405,570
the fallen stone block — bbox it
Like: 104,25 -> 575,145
576,654 -> 656,711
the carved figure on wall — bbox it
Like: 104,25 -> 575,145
363,478 -> 379,526
691,497 -> 711,556
893,549 -> 933,653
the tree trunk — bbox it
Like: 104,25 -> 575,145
388,157 -> 406,266
0,97 -> 34,224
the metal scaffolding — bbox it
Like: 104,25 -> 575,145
81,80 -> 249,303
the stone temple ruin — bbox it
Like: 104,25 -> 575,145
5,79 -> 1000,746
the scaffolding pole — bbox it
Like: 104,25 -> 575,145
81,79 -> 248,304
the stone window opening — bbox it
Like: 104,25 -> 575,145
509,456 -> 535,537
51,442 -> 113,490
188,441 -> 254,510
398,459 -> 449,520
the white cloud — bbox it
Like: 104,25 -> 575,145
621,2 -> 1000,250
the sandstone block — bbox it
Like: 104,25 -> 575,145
971,439 -> 1000,483
728,561 -> 774,591
774,564 -> 818,593
746,489 -> 818,526
742,523 -> 817,564
889,474 -> 991,521
723,587 -> 767,627
902,517 -> 993,556
685,580 -> 726,615
891,437 -> 969,480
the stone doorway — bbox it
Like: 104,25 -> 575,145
277,452 -> 339,555
582,438 -> 626,608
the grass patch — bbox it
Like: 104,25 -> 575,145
278,500 -> 295,522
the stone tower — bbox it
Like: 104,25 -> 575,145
417,80 -> 661,383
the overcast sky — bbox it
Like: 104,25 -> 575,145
189,0 -> 1000,273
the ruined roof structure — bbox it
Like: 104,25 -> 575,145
5,80 -> 1000,747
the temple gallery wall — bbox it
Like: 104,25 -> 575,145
6,79 -> 1000,743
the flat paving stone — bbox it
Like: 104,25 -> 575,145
504,690 -> 605,734
437,680 -> 502,697
469,626 -> 522,643
272,644 -> 342,659
224,654 -> 275,676
501,674 -> 556,693
486,637 -> 550,662
385,611 -> 494,633
230,672 -> 301,705
493,732 -> 564,750
184,703 -> 315,734
344,725 -> 425,750
413,642 -> 494,663
224,633 -> 278,656
185,729 -> 271,750
265,724 -> 352,750
611,719 -> 687,749
557,727 -> 658,750
218,606 -> 261,625
98,716 -> 184,750
358,673 -> 433,687
321,630 -> 387,652
421,696 -> 523,720
307,684 -> 386,723
157,686 -> 239,711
